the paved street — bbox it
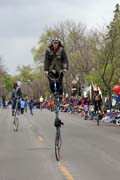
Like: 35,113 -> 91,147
0,108 -> 120,180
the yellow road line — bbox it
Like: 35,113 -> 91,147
37,136 -> 44,142
58,162 -> 74,180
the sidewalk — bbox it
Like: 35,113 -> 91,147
82,118 -> 119,127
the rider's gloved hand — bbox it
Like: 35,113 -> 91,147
63,69 -> 67,73
44,71 -> 48,76
60,121 -> 64,125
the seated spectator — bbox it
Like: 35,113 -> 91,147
50,100 -> 55,111
88,103 -> 95,120
83,102 -> 89,120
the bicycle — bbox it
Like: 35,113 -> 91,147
48,70 -> 64,161
13,98 -> 20,132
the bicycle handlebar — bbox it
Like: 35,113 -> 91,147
47,70 -> 65,81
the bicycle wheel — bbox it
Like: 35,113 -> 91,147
14,116 -> 19,131
55,133 -> 62,161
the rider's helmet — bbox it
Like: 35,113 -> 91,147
51,37 -> 60,43
48,37 -> 63,48
51,37 -> 64,46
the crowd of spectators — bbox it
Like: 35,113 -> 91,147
1,90 -> 120,125
41,91 -> 120,124
42,95 -> 101,120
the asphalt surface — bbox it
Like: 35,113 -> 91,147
0,108 -> 120,180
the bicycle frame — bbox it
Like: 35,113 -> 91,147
48,70 -> 63,119
54,84 -> 59,117
13,98 -> 19,131
14,99 -> 19,116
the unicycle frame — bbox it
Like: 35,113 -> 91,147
48,70 -> 64,161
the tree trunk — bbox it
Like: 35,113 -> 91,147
108,86 -> 112,110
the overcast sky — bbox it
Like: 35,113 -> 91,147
0,0 -> 119,75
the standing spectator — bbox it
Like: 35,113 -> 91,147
88,103 -> 95,120
2,96 -> 6,108
50,99 -> 55,111
39,96 -> 44,109
47,100 -> 51,110
104,96 -> 112,110
83,102 -> 89,120
20,98 -> 25,114
93,91 -> 102,112
29,99 -> 34,115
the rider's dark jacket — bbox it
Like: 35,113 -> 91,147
11,87 -> 22,100
44,47 -> 69,72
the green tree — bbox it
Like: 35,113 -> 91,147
3,75 -> 14,92
0,61 -> 17,96
16,65 -> 34,82
87,4 -> 120,103
32,21 -> 97,96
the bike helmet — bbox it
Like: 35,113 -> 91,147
51,37 -> 61,43
48,37 -> 64,47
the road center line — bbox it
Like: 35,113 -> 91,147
58,162 -> 74,180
